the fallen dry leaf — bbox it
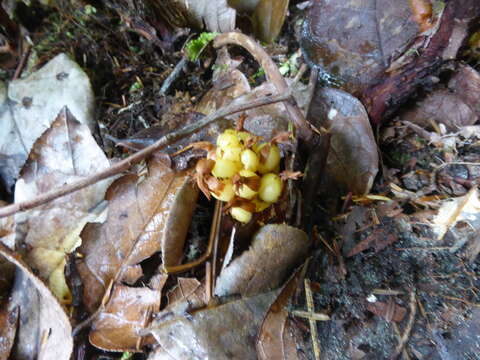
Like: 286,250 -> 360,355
432,187 -> 480,240
14,107 -> 111,302
0,53 -> 95,195
0,243 -> 73,360
77,158 -> 197,312
89,284 -> 161,352
399,89 -> 478,131
166,278 -> 207,312
215,224 -> 311,297
252,0 -> 289,43
148,289 -> 280,360
0,200 -> 15,294
448,64 -> 480,119
346,228 -> 398,257
257,269 -> 307,360
366,300 -> 407,323
0,300 -> 18,360
308,87 -> 379,195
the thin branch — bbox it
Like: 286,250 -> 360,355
391,291 -> 417,359
214,32 -> 315,142
159,56 -> 188,96
0,91 -> 292,218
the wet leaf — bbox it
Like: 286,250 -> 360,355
148,289 -> 280,360
0,54 -> 95,195
432,187 -> 480,240
301,0 -> 425,93
157,0 -> 236,33
307,87 -> 379,195
14,107 -> 111,303
0,300 -> 18,360
77,159 -> 197,312
0,243 -> 73,360
89,284 -> 161,352
215,224 -> 311,297
252,0 -> 289,43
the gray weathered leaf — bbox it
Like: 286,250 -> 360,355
148,290 -> 279,360
14,107 -> 111,302
215,224 -> 311,297
0,53 -> 94,194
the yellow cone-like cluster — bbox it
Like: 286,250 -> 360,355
205,129 -> 283,223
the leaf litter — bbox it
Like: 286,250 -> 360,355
0,1 -> 480,359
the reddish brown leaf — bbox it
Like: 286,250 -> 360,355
89,284 -> 161,352
361,0 -> 480,123
0,243 -> 73,360
76,159 -> 197,312
257,270 -> 307,360
302,0 -> 423,94
366,301 -> 407,323
307,87 -> 378,195
346,228 -> 398,257
448,64 -> 480,119
215,224 -> 311,297
399,90 -> 478,131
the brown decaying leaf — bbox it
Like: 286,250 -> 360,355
307,87 -> 379,195
13,107 -> 111,302
76,158 -> 197,312
399,90 -> 478,131
346,228 -> 398,258
89,284 -> 161,352
148,289 -> 280,360
252,0 -> 289,43
0,200 -> 15,294
301,0 -> 423,94
362,0 -> 479,123
215,224 -> 311,297
166,278 -> 207,312
448,64 -> 480,119
0,300 -> 18,360
366,301 -> 407,323
408,0 -> 433,32
257,269 -> 307,360
0,243 -> 73,360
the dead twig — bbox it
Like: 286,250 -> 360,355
391,291 -> 417,359
214,32 -> 315,142
0,91 -> 292,218
159,56 -> 188,96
